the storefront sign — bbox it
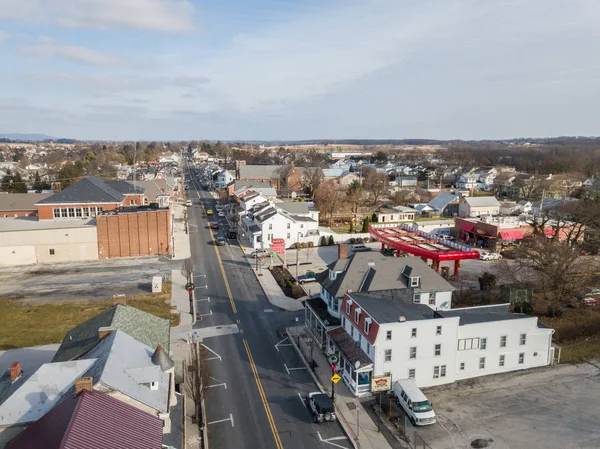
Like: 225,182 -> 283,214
271,238 -> 285,255
370,375 -> 392,392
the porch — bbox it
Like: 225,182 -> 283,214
304,297 -> 341,349
327,328 -> 374,397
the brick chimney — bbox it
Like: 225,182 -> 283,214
75,377 -> 93,395
9,362 -> 21,383
338,243 -> 348,260
98,326 -> 114,341
113,294 -> 126,306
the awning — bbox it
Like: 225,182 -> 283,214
544,228 -> 566,238
461,223 -> 475,233
499,230 -> 524,240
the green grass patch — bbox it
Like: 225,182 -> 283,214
558,338 -> 600,363
0,283 -> 180,350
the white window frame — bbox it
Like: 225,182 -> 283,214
411,328 -> 417,338
410,277 -> 419,287
500,335 -> 507,348
354,308 -> 361,323
519,353 -> 525,364
434,344 -> 441,356
436,325 -> 442,336
364,318 -> 371,334
346,299 -> 352,315
479,357 -> 486,369
53,208 -> 60,218
413,294 -> 420,303
433,366 -> 440,379
440,365 -> 446,377
460,362 -> 465,370
408,368 -> 415,380
386,330 -> 392,341
429,292 -> 435,305
49,249 -> 55,255
499,355 -> 505,367
384,349 -> 392,362
520,334 -> 526,345
410,347 -> 417,359
481,338 -> 487,350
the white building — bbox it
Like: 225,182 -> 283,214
374,206 -> 416,223
411,219 -> 455,236
215,169 -> 235,189
458,196 -> 500,218
457,173 -> 479,190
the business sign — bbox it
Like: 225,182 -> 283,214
371,375 -> 392,392
271,238 -> 285,256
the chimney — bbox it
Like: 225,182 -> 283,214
338,243 -> 348,260
98,326 -> 114,341
9,362 -> 21,383
113,294 -> 126,306
75,377 -> 93,395
398,316 -> 406,322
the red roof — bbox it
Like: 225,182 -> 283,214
6,390 -> 163,449
499,230 -> 524,240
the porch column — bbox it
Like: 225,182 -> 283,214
355,370 -> 359,398
454,259 -> 460,276
381,242 -> 385,251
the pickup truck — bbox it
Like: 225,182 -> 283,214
297,271 -> 317,284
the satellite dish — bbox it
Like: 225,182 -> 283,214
355,361 -> 361,370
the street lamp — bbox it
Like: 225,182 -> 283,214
295,316 -> 299,346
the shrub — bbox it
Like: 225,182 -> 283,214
363,237 -> 370,243
478,271 -> 497,291
280,279 -> 288,288
349,221 -> 354,233
320,236 -> 327,246
300,242 -> 307,249
546,303 -> 564,318
328,235 -> 335,246
308,241 -> 314,248
361,218 -> 370,233
291,284 -> 304,299
349,238 -> 356,244
294,242 -> 300,249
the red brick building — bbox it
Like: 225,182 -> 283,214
0,193 -> 51,218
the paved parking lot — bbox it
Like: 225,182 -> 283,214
412,361 -> 600,449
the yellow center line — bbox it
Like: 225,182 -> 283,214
187,166 -> 283,449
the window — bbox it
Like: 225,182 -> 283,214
53,208 -> 60,218
268,224 -> 272,230
354,308 -> 361,323
410,277 -> 419,287
60,208 -> 68,218
520,334 -> 527,345
384,349 -> 392,362
408,368 -> 415,380
357,334 -> 361,347
341,316 -> 345,328
287,233 -> 290,239
97,207 -> 103,213
481,338 -> 487,350
479,357 -> 486,369
300,224 -> 304,229
49,249 -> 55,255
411,328 -> 417,338
519,353 -> 525,364
434,344 -> 441,356
287,223 -> 290,229
413,294 -> 420,303
440,365 -> 446,377
333,298 -> 339,312
433,366 -> 440,379
83,207 -> 90,217
499,355 -> 505,367
76,208 -> 82,217
436,326 -> 442,336
386,330 -> 392,341
458,338 -> 480,350
90,208 -> 96,217
364,319 -> 371,334
410,347 -> 417,359
68,207 -> 75,217
500,336 -> 507,348
429,292 -> 436,305
460,362 -> 465,370
346,301 -> 351,315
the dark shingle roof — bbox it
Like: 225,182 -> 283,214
52,304 -> 170,363
5,389 -> 163,449
436,304 -> 529,325
349,291 -> 436,323
327,328 -> 372,368
105,180 -> 145,195
37,176 -> 125,205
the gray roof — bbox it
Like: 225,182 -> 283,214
0,193 -> 51,212
436,304 -> 529,325
427,193 -> 459,211
316,254 -> 454,299
105,180 -> 145,195
290,215 -> 316,222
322,168 -> 344,177
81,331 -> 169,413
348,291 -> 437,323
0,217 -> 96,232
277,202 -> 309,214
52,304 -> 170,363
462,196 -> 500,207
254,207 -> 278,223
132,180 -> 169,201
151,345 -> 174,372
37,176 -> 125,205
238,165 -> 286,180
0,359 -> 96,426
234,180 -> 271,190
327,328 -> 372,369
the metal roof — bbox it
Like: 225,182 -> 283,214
5,389 -> 163,449
427,193 -> 459,211
238,165 -> 286,180
462,196 -> 501,207
37,176 -> 125,205
0,193 -> 52,211
436,304 -> 530,325
348,291 -> 437,323
277,202 -> 309,214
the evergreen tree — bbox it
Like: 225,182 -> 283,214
11,172 -> 28,193
1,169 -> 12,192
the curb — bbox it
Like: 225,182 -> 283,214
286,327 -> 359,449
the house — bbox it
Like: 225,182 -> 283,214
237,192 -> 270,218
52,303 -> 171,363
305,249 -> 454,349
322,168 -> 344,181
530,198 -> 576,216
329,292 -> 554,396
336,172 -> 360,187
499,201 -> 520,215
237,165 -> 300,190
0,193 -> 51,218
215,169 -> 235,189
276,201 -> 320,222
5,389 -> 163,449
412,204 -> 435,216
427,193 -> 460,217
374,206 -> 416,223
36,176 -> 146,220
457,173 -> 479,190
134,179 -> 171,208
458,196 -> 500,218
232,181 -> 277,199
395,175 -> 418,188
412,219 -> 455,237
517,200 -> 532,214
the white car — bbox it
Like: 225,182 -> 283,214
185,200 -> 193,207
218,211 -> 225,217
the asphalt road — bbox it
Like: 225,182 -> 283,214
185,165 -> 350,449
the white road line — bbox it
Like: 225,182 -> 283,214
287,367 -> 306,371
297,392 -> 306,406
284,363 -> 290,374
264,308 -> 274,313
317,432 -> 350,449
207,413 -> 234,428
275,337 -> 291,352
201,343 -> 222,361
196,310 -> 213,317
196,296 -> 210,302
207,376 -> 227,390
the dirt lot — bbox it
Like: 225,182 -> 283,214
414,362 -> 600,449
0,256 -> 177,303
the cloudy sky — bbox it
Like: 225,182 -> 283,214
0,0 -> 599,141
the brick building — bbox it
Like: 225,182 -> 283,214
0,193 -> 51,218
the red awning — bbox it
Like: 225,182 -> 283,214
462,223 -> 475,233
499,230 -> 524,240
544,228 -> 566,238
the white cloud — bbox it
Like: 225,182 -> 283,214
0,0 -> 195,32
21,38 -> 123,66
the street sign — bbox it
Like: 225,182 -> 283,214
185,282 -> 195,291
331,373 -> 341,384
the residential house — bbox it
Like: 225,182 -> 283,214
277,201 -> 320,222
330,292 -> 554,396
322,168 -> 345,181
5,389 -> 163,449
476,168 -> 498,189
0,193 -> 51,218
517,200 -> 532,214
457,173 -> 479,190
215,169 -> 235,189
237,164 -> 301,190
427,193 -> 460,217
395,175 -> 418,188
337,172 -> 360,187
232,181 -> 277,199
458,196 -> 500,218
134,179 -> 171,208
374,206 -> 416,223
499,201 -> 520,215
236,192 -> 270,219
411,219 -> 455,237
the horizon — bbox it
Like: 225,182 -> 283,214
1,1 -> 600,140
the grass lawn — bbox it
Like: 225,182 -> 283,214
559,338 -> 600,363
0,283 -> 180,350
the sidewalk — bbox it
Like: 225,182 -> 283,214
237,240 -> 305,312
287,326 -> 395,449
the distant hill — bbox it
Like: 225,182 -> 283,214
0,133 -> 57,142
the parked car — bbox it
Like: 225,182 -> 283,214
218,211 -> 225,217
216,205 -> 223,211
206,209 -> 213,216
297,271 -> 317,284
393,379 -> 436,426
210,222 -> 219,230
216,236 -> 226,246
185,200 -> 193,207
351,244 -> 371,252
305,392 -> 336,423
228,230 -> 238,239
251,249 -> 269,258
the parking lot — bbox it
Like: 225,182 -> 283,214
407,361 -> 600,449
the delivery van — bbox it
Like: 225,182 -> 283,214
393,379 -> 436,426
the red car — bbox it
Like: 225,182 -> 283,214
210,222 -> 219,230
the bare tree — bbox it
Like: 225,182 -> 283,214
314,180 -> 346,226
301,167 -> 324,198
184,344 -> 210,424
275,164 -> 300,190
346,180 -> 364,214
363,168 -> 388,205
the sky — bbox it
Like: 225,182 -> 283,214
0,0 -> 600,141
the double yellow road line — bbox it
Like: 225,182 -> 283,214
188,167 -> 283,449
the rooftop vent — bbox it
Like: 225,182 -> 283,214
398,316 -> 406,322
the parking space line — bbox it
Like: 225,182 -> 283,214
200,343 -> 222,361
207,376 -> 227,390
196,310 -> 213,318
297,392 -> 306,406
208,413 -> 234,428
275,337 -> 292,352
283,363 -> 306,374
317,432 -> 350,449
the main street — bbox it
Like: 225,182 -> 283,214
184,163 -> 351,449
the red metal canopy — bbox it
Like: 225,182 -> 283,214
499,230 -> 524,240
